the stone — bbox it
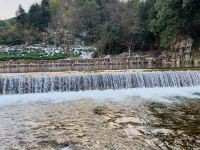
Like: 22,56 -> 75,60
151,128 -> 174,135
114,117 -> 143,124
124,125 -> 142,138
56,138 -> 70,145
108,122 -> 121,129
93,106 -> 109,115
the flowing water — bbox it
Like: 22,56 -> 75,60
0,69 -> 200,150
0,71 -> 200,95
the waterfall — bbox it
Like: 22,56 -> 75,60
0,71 -> 200,95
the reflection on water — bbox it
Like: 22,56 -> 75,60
0,63 -> 200,73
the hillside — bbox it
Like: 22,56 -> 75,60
0,0 -> 199,59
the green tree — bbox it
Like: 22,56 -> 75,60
150,0 -> 182,48
149,0 -> 200,49
40,0 -> 51,31
76,0 -> 103,43
27,1 -> 51,32
28,4 -> 41,30
99,22 -> 124,55
181,0 -> 200,39
16,5 -> 27,28
0,19 -> 15,32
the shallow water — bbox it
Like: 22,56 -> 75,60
0,86 -> 200,106
0,94 -> 199,150
0,63 -> 199,73
0,69 -> 200,149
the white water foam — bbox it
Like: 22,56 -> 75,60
0,86 -> 200,106
1,71 -> 200,95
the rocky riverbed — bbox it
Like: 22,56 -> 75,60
0,96 -> 199,150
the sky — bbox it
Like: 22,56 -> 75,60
0,0 -> 41,20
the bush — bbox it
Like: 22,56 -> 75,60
0,51 -> 65,61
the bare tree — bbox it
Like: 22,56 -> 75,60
48,0 -> 77,57
122,3 -> 136,57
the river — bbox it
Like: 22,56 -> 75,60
0,68 -> 199,149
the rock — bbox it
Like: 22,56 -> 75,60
175,36 -> 193,63
10,147 -> 19,150
80,52 -> 95,59
104,55 -> 111,59
124,125 -> 142,138
100,116 -> 112,122
194,59 -> 200,66
109,122 -> 121,129
93,106 -> 109,115
151,128 -> 174,135
114,117 -> 143,124
61,147 -> 71,150
56,138 -> 70,145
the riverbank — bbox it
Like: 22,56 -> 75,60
0,96 -> 199,150
0,57 -> 151,68
0,49 -> 200,69
2,68 -> 200,77
1,63 -> 200,74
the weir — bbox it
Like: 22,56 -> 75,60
0,71 -> 200,95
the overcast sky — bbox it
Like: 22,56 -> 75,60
0,0 -> 41,20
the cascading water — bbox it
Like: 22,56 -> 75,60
0,71 -> 200,95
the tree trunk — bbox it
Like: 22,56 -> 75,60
128,42 -> 132,58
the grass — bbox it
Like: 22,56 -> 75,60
0,51 -> 65,61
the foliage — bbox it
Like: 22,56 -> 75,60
0,0 -> 51,46
0,19 -> 15,31
0,27 -> 43,45
0,0 -> 200,57
28,0 -> 51,31
16,5 -> 27,28
76,0 -> 103,43
150,0 -> 200,48
0,51 -> 64,61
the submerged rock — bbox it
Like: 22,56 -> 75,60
0,98 -> 199,149
115,117 -> 143,124
124,125 -> 143,138
151,128 -> 174,135
93,106 -> 109,115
